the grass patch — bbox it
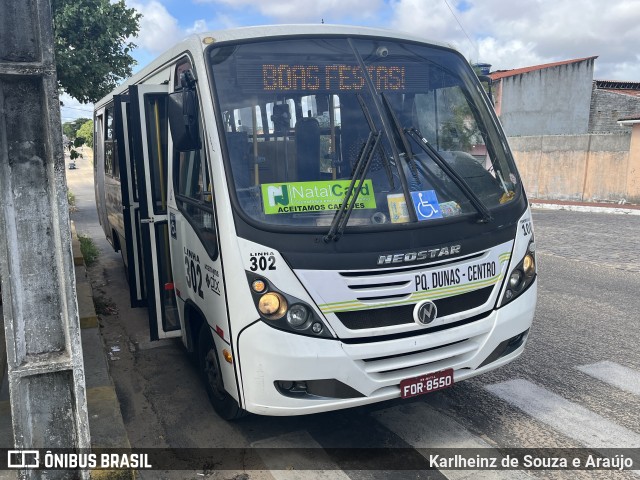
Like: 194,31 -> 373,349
67,190 -> 77,212
78,234 -> 99,266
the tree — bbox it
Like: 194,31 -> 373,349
52,0 -> 141,103
63,117 -> 91,139
76,120 -> 94,149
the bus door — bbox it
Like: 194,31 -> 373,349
93,108 -> 107,231
113,94 -> 146,307
128,84 -> 181,340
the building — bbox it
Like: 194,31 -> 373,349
489,57 -> 597,137
489,59 -> 640,203
589,81 -> 640,133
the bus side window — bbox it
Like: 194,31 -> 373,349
174,148 -> 217,260
104,106 -> 118,178
171,57 -> 215,258
142,95 -> 170,213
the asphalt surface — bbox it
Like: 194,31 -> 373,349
64,159 -> 640,480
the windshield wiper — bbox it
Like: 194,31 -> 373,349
405,128 -> 493,223
380,92 -> 421,186
324,128 -> 381,243
324,93 -> 389,243
347,38 -> 417,224
323,132 -> 381,243
380,93 -> 486,219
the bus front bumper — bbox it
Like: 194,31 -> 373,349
236,280 -> 536,416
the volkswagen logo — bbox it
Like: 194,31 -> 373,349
413,300 -> 438,325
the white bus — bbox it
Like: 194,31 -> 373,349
94,25 -> 537,419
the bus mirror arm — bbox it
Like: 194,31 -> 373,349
180,69 -> 197,89
181,70 -> 198,131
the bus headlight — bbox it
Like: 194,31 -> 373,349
258,292 -> 287,319
508,270 -> 522,290
247,273 -> 334,338
500,240 -> 536,307
287,304 -> 309,328
523,253 -> 535,276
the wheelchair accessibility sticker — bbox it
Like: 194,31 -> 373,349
411,190 -> 443,221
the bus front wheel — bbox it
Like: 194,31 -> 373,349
198,324 -> 246,420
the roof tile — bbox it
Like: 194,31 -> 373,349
489,56 -> 599,80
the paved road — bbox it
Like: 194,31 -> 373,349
532,209 -> 640,272
66,159 -> 640,480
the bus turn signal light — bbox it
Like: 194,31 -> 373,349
251,279 -> 266,293
222,349 -> 233,364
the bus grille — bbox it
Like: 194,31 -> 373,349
340,314 -> 494,386
360,337 -> 478,375
334,286 -> 493,330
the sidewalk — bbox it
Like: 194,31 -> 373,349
531,198 -> 640,215
0,224 -> 132,480
72,224 -> 134,479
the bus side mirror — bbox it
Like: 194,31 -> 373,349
168,70 -> 201,151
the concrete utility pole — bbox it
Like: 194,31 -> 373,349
0,0 -> 91,478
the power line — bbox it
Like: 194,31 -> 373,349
443,0 -> 478,61
60,105 -> 94,113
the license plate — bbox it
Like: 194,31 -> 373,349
400,368 -> 454,399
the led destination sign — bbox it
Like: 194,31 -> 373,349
262,64 -> 407,92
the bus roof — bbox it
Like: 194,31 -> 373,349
95,24 -> 455,109
194,24 -> 450,48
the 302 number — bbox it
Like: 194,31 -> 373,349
249,256 -> 276,272
185,256 -> 204,299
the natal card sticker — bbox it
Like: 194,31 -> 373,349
261,180 -> 376,214
411,190 -> 443,221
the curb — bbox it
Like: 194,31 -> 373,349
71,222 -> 85,267
76,266 -> 98,329
531,201 -> 640,216
72,222 -> 135,480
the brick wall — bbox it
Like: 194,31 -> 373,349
589,88 -> 640,133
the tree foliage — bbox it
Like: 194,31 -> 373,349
76,120 -> 94,149
52,0 -> 141,103
63,117 -> 91,139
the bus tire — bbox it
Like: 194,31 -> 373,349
198,323 -> 246,420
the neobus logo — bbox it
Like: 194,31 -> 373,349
377,245 -> 461,265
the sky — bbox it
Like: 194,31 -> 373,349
60,0 -> 640,122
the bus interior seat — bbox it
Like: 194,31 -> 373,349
271,104 -> 291,136
295,117 -> 320,181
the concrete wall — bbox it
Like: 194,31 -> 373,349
627,124 -> 640,201
1,0 -> 91,458
0,310 -> 4,385
509,133 -> 639,204
498,59 -> 595,137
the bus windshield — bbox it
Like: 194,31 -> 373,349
208,36 -> 520,231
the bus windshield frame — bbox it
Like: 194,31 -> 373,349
206,35 -> 522,234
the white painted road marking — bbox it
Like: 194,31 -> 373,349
374,402 -> 531,479
576,361 -> 640,396
251,430 -> 350,480
486,379 -> 640,448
